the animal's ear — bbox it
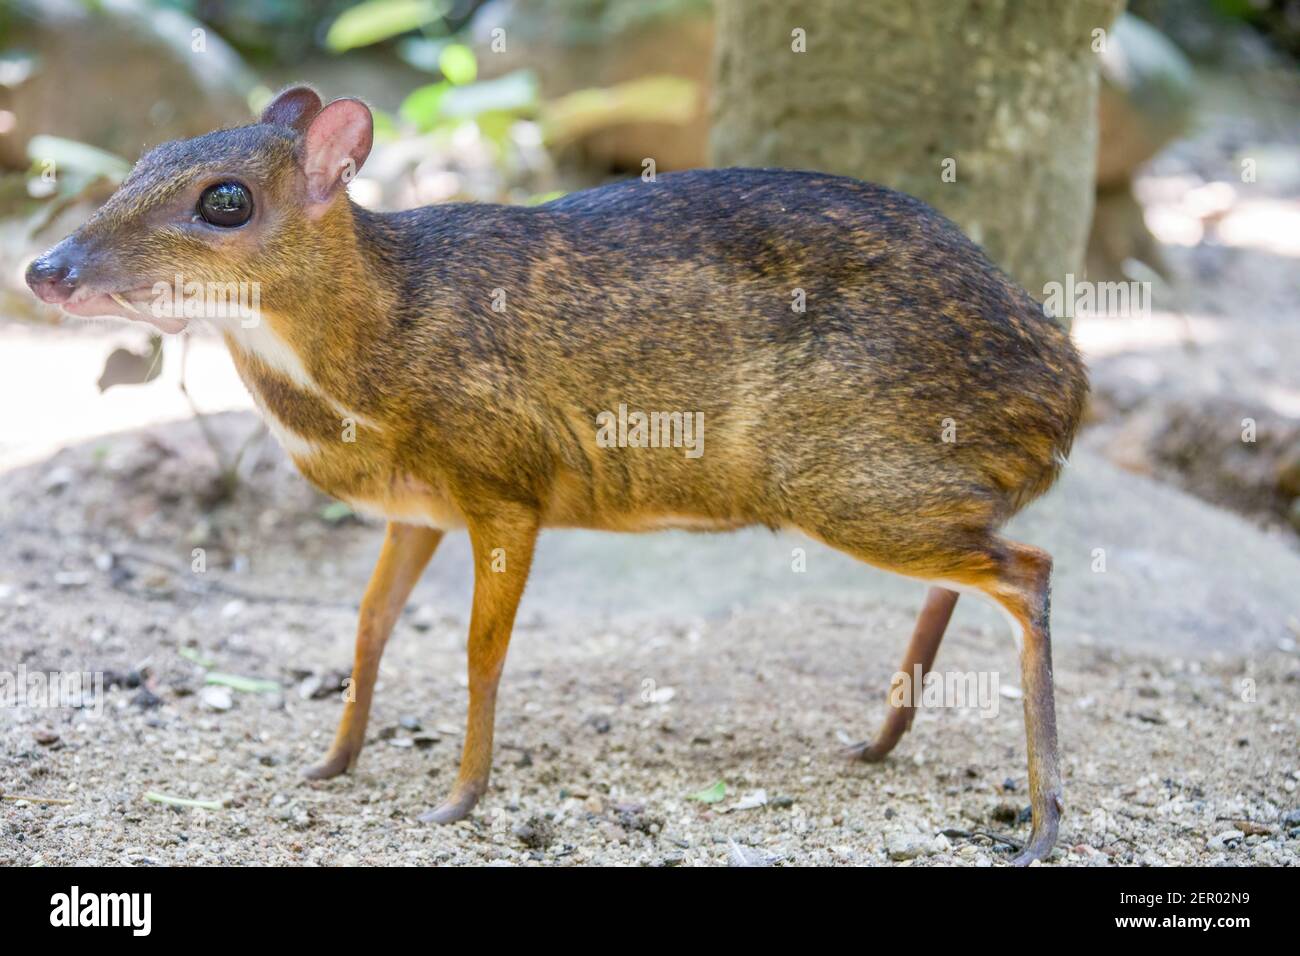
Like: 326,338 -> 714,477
260,86 -> 322,135
300,97 -> 373,210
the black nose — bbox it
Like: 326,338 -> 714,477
26,248 -> 80,304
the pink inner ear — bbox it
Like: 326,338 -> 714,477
302,99 -> 374,206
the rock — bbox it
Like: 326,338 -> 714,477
513,815 -> 555,850
199,685 -> 232,712
1096,13 -> 1195,189
725,789 -> 768,813
992,802 -> 1022,824
130,688 -> 161,710
885,830 -> 936,861
726,839 -> 781,867
297,670 -> 349,700
1207,829 -> 1244,851
41,465 -> 76,494
1088,14 -> 1195,281
597,821 -> 627,844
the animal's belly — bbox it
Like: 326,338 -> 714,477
340,479 -> 466,530
539,467 -> 750,533
273,433 -> 464,530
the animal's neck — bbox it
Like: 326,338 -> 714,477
222,199 -> 399,410
214,202 -> 401,481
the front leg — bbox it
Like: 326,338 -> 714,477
304,522 -> 442,779
420,502 -> 539,824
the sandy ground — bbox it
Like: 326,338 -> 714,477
2,68 -> 1298,868
1,414 -> 1297,867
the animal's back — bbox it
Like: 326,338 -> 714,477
365,168 -> 1087,547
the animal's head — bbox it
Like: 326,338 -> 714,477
25,87 -> 373,333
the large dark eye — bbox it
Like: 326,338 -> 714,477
197,181 -> 253,227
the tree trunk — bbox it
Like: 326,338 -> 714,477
710,0 -> 1124,302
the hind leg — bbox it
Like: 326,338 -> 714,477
824,528 -> 1062,866
973,541 -> 1061,866
844,585 -> 959,761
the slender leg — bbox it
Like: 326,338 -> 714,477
420,503 -> 539,824
979,542 -> 1062,866
304,522 -> 442,779
845,585 -> 959,761
824,527 -> 1063,866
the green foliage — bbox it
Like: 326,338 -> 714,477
442,71 -> 539,119
399,82 -> 451,131
438,42 -> 477,85
325,0 -> 445,52
687,780 -> 727,803
319,501 -> 356,525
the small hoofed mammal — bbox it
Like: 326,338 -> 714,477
27,88 -> 1087,864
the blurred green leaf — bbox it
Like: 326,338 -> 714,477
326,0 -> 443,52
178,646 -> 217,669
400,81 -> 451,131
525,190 -> 568,206
145,792 -> 223,811
541,75 -> 697,147
438,43 -> 477,85
441,71 -> 538,119
371,108 -> 399,140
688,780 -> 727,804
205,672 -> 282,694
475,110 -> 516,149
319,501 -> 356,524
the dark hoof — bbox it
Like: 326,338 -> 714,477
842,740 -> 890,763
1010,840 -> 1052,866
418,790 -> 481,824
303,750 -> 353,780
1010,795 -> 1062,865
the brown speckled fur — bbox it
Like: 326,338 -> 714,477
33,89 -> 1088,861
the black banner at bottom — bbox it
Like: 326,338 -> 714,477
0,864 -> 1277,939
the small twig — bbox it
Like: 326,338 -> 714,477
1,792 -> 74,806
4,522 -> 359,610
228,419 -> 269,481
144,791 -> 223,811
941,827 -> 1024,850
110,549 -> 357,610
179,334 -> 234,482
